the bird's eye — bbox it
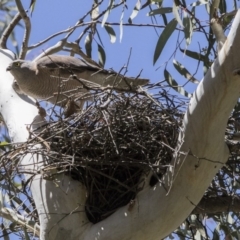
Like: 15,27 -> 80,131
14,62 -> 21,67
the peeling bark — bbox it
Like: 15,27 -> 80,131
1,9 -> 240,240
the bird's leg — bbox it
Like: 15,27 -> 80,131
36,101 -> 47,118
63,98 -> 81,117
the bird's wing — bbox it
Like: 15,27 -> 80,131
34,55 -> 102,90
35,55 -> 101,74
35,55 -> 149,88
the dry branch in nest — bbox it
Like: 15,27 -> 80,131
1,82 -> 240,229
0,83 -> 185,224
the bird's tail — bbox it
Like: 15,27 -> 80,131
90,71 -> 149,90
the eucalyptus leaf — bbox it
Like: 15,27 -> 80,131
23,227 -> 31,240
104,24 -> 116,43
212,227 -> 220,240
173,59 -> 199,84
98,44 -> 106,67
85,34 -> 92,58
102,0 -> 114,27
120,5 -> 124,42
29,0 -> 36,16
9,222 -> 18,232
173,1 -> 183,27
183,12 -> 193,46
219,0 -> 227,14
147,7 -> 172,16
153,19 -> 177,65
190,0 -> 208,7
128,0 -> 141,24
2,226 -> 9,240
164,69 -> 192,98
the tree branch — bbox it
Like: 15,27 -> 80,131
0,12 -> 21,50
0,207 -> 40,236
15,0 -> 31,59
193,196 -> 240,214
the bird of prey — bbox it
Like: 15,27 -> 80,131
6,55 -> 149,106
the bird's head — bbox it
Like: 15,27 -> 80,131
6,60 -> 30,72
6,60 -> 34,83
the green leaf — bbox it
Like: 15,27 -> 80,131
104,24 -> 116,43
98,44 -> 106,67
85,34 -> 92,58
219,0 -> 226,14
2,225 -> 9,240
173,1 -> 183,27
91,2 -> 99,20
95,28 -> 104,47
9,222 -> 18,232
183,48 -> 212,72
0,191 -> 3,210
128,0 -> 141,24
0,141 -> 9,147
29,0 -> 36,16
222,12 -> 235,30
23,227 -> 31,240
233,0 -> 238,10
173,59 -> 199,83
227,213 -> 234,225
164,69 -> 192,98
231,231 -> 240,239
183,12 -> 193,46
120,5 -> 125,42
179,48 -> 210,65
153,19 -> 177,65
212,228 -> 220,240
162,13 -> 168,25
220,224 -> 232,239
205,1 -> 210,14
147,7 -> 172,16
102,0 -> 114,27
190,0 -> 208,7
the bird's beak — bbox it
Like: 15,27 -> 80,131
6,66 -> 11,71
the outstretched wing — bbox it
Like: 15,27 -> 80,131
35,55 -> 101,74
35,55 -> 149,89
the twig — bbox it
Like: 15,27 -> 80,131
15,0 -> 31,59
0,207 -> 40,236
0,12 -> 21,49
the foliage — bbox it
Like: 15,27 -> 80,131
0,0 -> 19,54
0,0 -> 240,239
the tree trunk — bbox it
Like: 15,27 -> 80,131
1,9 -> 240,240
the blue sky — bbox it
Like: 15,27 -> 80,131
2,0 -> 237,239
7,0 -> 209,92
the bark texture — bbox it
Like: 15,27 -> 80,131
1,9 -> 240,240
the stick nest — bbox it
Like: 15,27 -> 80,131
1,85 -> 185,224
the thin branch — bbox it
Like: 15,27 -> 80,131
76,1 -> 125,44
33,40 -> 67,61
15,0 -> 31,59
0,207 -> 40,236
28,20 -> 189,52
210,0 -> 220,19
77,0 -> 104,24
0,12 -> 21,49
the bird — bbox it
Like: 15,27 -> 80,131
6,55 -> 149,107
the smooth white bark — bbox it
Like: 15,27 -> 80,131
0,50 -> 88,239
1,9 -> 240,240
82,10 -> 240,240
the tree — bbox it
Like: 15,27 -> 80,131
0,0 -> 240,239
